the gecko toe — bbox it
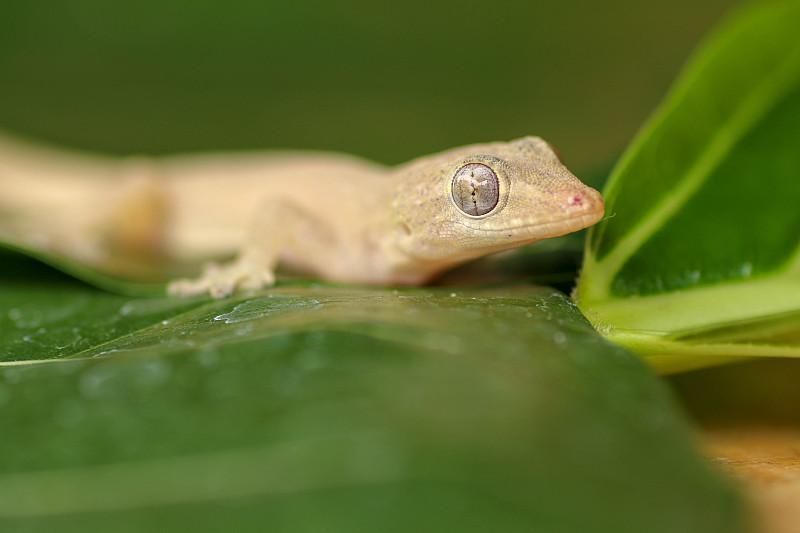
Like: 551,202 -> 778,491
167,259 -> 276,298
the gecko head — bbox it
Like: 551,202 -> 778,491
392,136 -> 604,263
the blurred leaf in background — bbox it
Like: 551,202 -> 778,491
0,0 -> 737,170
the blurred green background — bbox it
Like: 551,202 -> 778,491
0,0 -> 740,173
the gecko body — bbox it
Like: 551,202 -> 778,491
0,134 -> 604,297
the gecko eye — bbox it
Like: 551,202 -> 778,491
451,163 -> 500,216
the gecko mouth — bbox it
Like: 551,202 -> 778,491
466,209 -> 604,238
501,189 -> 605,236
526,210 -> 603,231
528,211 -> 604,236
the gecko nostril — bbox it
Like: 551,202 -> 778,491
566,189 -> 604,212
568,194 -> 584,206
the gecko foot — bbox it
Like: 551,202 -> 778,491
167,259 -> 276,298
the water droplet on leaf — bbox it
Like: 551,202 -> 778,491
213,295 -> 321,324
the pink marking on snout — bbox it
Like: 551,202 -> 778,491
568,194 -> 584,206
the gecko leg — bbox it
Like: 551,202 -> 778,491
166,255 -> 276,298
166,199 -> 331,298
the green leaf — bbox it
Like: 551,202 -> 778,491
0,255 -> 745,532
576,0 -> 800,373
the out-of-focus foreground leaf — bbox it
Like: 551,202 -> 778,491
0,255 -> 746,532
577,0 -> 800,373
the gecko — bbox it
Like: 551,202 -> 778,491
0,133 -> 604,297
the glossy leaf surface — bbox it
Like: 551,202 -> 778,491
577,0 -> 800,372
0,255 -> 745,532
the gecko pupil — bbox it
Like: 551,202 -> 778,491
451,163 -> 499,216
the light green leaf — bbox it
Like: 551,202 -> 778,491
577,0 -> 800,373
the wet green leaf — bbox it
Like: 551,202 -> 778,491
0,255 -> 746,532
577,0 -> 800,373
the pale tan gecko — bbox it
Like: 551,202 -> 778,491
0,133 -> 604,297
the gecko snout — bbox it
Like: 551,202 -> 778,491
564,187 -> 605,227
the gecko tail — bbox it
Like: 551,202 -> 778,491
0,131 -> 170,266
102,159 -> 171,261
